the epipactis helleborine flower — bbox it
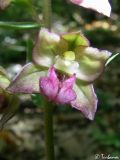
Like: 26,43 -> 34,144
8,28 -> 112,120
70,0 -> 111,17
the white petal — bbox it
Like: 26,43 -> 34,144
71,0 -> 111,17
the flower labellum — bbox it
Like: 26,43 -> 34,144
56,74 -> 77,104
70,0 -> 111,17
39,67 -> 77,105
40,67 -> 59,101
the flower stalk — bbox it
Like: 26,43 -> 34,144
43,0 -> 54,159
43,0 -> 52,29
44,100 -> 55,160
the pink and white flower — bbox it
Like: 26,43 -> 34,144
7,28 -> 112,120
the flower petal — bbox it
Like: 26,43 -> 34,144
33,28 -> 60,67
70,0 -> 111,17
55,47 -> 112,82
39,67 -> 59,100
7,63 -> 47,93
56,75 -> 76,104
76,47 -> 112,82
71,83 -> 98,120
61,32 -> 89,48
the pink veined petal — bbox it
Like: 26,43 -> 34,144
70,0 -> 111,17
39,67 -> 59,100
56,88 -> 77,105
56,75 -> 77,104
61,74 -> 76,88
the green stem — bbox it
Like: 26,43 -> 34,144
26,39 -> 33,62
43,0 -> 52,29
44,101 -> 54,160
26,0 -> 41,24
42,0 -> 54,159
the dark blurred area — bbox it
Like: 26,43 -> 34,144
0,0 -> 120,160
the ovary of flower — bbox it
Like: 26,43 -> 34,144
70,0 -> 111,17
39,66 -> 76,105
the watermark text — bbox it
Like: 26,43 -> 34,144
95,154 -> 120,160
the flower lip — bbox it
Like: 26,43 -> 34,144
39,66 -> 77,105
39,66 -> 59,100
55,74 -> 77,105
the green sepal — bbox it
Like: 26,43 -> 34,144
7,63 -> 47,93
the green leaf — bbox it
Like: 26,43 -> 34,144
105,53 -> 119,66
0,21 -> 40,29
7,63 -> 47,93
71,83 -> 98,120
26,39 -> 34,62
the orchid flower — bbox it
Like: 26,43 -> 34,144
8,28 -> 112,120
70,0 -> 111,17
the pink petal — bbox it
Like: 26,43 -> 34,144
56,75 -> 77,104
61,74 -> 76,88
70,0 -> 111,17
39,67 -> 59,100
56,88 -> 76,105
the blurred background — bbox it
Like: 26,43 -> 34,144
0,0 -> 120,159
